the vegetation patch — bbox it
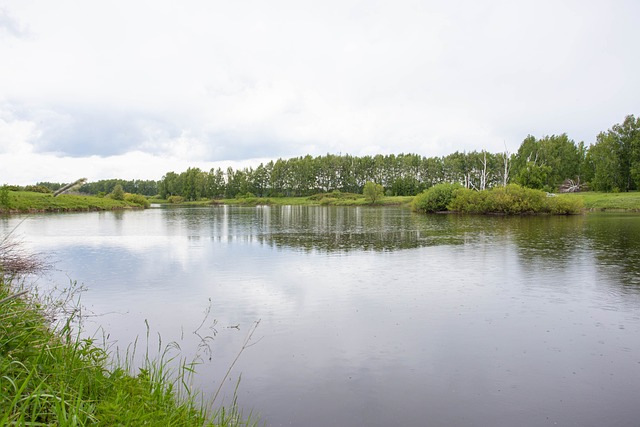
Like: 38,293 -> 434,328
563,191 -> 640,211
0,190 -> 148,214
217,193 -> 413,207
413,184 -> 584,215
412,183 -> 462,213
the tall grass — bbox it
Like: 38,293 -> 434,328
1,238 -> 259,426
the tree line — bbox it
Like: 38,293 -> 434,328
37,114 -> 638,200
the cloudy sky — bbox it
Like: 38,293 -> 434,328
1,0 -> 639,185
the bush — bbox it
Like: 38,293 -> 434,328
167,195 -> 184,204
363,181 -> 384,204
547,195 -> 584,214
109,184 -> 125,201
412,183 -> 462,213
235,192 -> 255,199
445,184 -> 583,215
124,193 -> 150,208
489,184 -> 547,214
23,185 -> 53,194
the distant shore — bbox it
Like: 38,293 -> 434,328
3,189 -> 640,214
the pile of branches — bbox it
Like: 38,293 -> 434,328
559,178 -> 587,193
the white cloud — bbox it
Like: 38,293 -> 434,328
1,0 -> 639,184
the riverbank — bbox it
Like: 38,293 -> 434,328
212,191 -> 640,212
0,190 -> 148,214
0,279 -> 255,426
0,233 -> 255,426
155,193 -> 415,207
6,189 -> 640,213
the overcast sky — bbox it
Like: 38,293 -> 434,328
1,0 -> 639,185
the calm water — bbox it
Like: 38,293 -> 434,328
3,206 -> 640,426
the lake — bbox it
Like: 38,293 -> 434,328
3,206 -> 640,426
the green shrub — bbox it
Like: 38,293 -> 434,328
448,188 -> 487,213
109,184 -> 125,201
363,181 -> 384,204
124,193 -> 150,208
479,184 -> 544,214
547,195 -> 584,214
23,185 -> 53,194
412,183 -> 462,213
168,195 -> 184,204
236,192 -> 256,199
0,186 -> 10,209
441,184 -> 582,215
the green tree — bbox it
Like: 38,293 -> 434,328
515,161 -> 552,190
110,184 -> 125,201
206,168 -> 226,198
587,115 -> 640,192
512,134 -> 583,190
363,181 -> 384,204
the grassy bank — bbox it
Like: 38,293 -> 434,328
0,237 -> 256,426
149,190 -> 640,212
155,193 -> 414,207
0,190 -> 148,214
0,282 -> 250,426
561,191 -> 640,211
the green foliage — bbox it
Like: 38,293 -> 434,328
124,193 -> 150,208
0,281 -> 256,426
110,184 -> 125,201
412,183 -> 462,213
363,181 -> 384,204
1,191 -> 142,213
167,195 -> 184,204
512,134 -> 585,190
81,179 -> 159,197
23,185 -> 53,194
0,186 -> 10,209
515,161 -> 553,191
586,115 -> 640,192
547,195 -> 584,214
35,182 -> 65,192
444,184 -> 583,215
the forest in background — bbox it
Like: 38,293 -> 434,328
29,114 -> 640,201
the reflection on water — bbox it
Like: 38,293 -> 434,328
2,207 -> 640,427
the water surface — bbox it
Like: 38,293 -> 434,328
3,206 -> 640,426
